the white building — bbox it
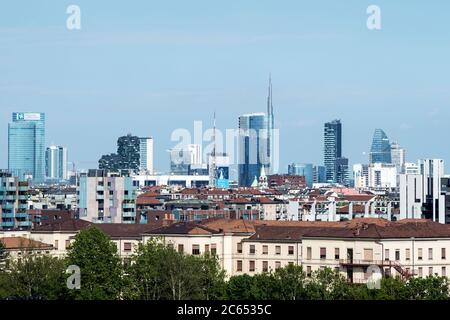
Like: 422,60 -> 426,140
133,173 -> 209,188
45,145 -> 68,181
420,159 -> 445,223
367,163 -> 397,189
391,142 -> 406,174
399,174 -> 423,220
139,137 -> 154,174
404,162 -> 419,174
353,164 -> 369,188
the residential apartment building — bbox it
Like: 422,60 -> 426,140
77,170 -> 137,223
0,171 -> 31,229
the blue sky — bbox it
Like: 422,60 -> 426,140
1,1 -> 449,172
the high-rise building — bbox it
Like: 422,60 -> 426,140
323,120 -> 342,183
335,157 -> 349,186
77,169 -> 136,224
99,134 -> 151,173
266,75 -> 275,175
238,113 -> 269,187
170,147 -> 192,175
139,137 -> 154,174
367,163 -> 397,189
0,171 -> 31,229
45,145 -> 68,181
8,112 -> 45,182
288,163 -> 313,187
313,165 -> 326,184
400,159 -> 447,223
369,129 -> 392,164
390,141 -> 406,173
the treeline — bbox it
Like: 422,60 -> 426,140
0,226 -> 449,300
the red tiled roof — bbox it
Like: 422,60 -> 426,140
1,237 -> 53,250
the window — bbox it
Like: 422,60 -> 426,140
306,266 -> 312,277
262,245 -> 268,255
363,248 -> 373,261
124,242 -> 132,252
249,260 -> 255,272
395,249 -> 400,261
320,247 -> 326,260
123,258 -> 131,267
306,247 -> 312,260
237,243 -> 242,254
237,260 -> 242,272
418,267 -> 423,277
418,248 -> 423,260
249,245 -> 256,255
384,249 -> 389,261
262,261 -> 269,272
405,248 -> 410,261
442,248 -> 446,260
429,267 -> 433,275
275,261 -> 281,269
205,244 -> 210,253
288,246 -> 294,255
54,240 -> 59,249
178,244 -> 184,253
442,267 -> 447,277
275,245 -> 281,255
428,248 -> 433,260
211,244 -> 217,256
65,240 -> 70,249
334,248 -> 340,260
192,244 -> 200,255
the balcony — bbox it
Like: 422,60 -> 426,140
122,203 -> 135,209
15,212 -> 29,219
17,221 -> 32,228
122,212 -> 136,218
2,213 -> 14,219
1,203 -> 14,210
1,221 -> 14,228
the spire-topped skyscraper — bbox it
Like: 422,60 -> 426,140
266,74 -> 275,174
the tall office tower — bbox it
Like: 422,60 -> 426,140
139,137 -> 154,174
77,169 -> 136,224
353,164 -> 369,188
238,113 -> 269,187
335,157 -> 349,186
313,165 -> 326,184
390,141 -> 406,174
8,112 -> 45,182
266,75 -> 275,174
117,134 -> 140,170
45,145 -> 68,181
419,159 -> 445,223
0,171 -> 31,229
323,120 -> 342,183
399,174 -> 424,220
369,129 -> 392,164
288,163 -> 313,187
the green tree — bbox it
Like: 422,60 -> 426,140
407,276 -> 450,300
66,226 -> 123,300
196,253 -> 226,300
226,274 -> 256,300
272,264 -> 307,300
306,268 -> 351,300
0,241 -> 8,272
374,276 -> 409,300
0,253 -> 67,299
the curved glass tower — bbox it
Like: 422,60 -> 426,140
370,129 -> 392,164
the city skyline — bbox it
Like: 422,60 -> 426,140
1,1 -> 450,172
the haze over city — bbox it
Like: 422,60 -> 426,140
1,0 -> 449,171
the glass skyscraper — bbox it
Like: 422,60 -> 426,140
45,145 -> 68,181
238,113 -> 269,187
369,129 -> 392,164
8,112 -> 45,182
323,120 -> 342,183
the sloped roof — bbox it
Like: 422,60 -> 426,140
1,237 -> 53,250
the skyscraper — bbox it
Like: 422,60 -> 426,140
139,137 -> 154,174
8,112 -> 45,182
390,141 -> 406,173
323,120 -> 342,183
238,113 -> 268,187
45,145 -> 68,181
266,75 -> 275,175
369,129 -> 392,164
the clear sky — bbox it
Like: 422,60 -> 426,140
1,0 -> 449,173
